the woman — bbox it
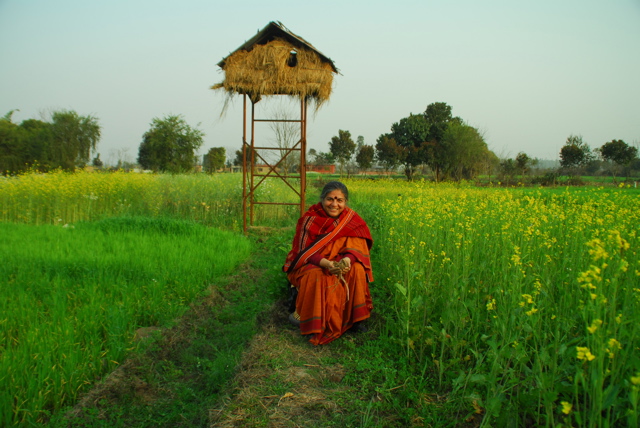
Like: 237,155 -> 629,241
283,181 -> 374,345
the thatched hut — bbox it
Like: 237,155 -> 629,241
212,21 -> 339,107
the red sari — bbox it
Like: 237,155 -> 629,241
284,204 -> 374,345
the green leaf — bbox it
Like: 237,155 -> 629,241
395,283 -> 407,297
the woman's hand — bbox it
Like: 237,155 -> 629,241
338,257 -> 351,274
320,258 -> 346,276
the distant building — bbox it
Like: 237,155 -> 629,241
306,164 -> 336,174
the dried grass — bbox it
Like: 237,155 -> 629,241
209,311 -> 352,427
212,38 -> 335,108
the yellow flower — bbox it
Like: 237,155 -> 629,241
606,338 -> 622,358
587,239 -> 609,261
526,308 -> 538,316
631,374 -> 640,385
608,338 -> 621,349
560,401 -> 572,415
587,319 -> 603,334
620,260 -> 628,272
577,346 -> 596,361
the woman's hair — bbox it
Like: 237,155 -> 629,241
319,181 -> 349,201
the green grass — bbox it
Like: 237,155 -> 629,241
0,217 -> 252,426
47,229 -> 291,427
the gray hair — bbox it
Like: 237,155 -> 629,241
319,181 -> 349,201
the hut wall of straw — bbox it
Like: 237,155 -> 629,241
212,38 -> 334,106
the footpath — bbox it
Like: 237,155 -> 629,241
58,231 -> 380,428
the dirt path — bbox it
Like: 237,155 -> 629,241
209,303 -> 362,427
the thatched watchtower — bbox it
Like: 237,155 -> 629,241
212,21 -> 338,107
212,22 -> 339,232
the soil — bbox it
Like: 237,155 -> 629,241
209,305 -> 354,427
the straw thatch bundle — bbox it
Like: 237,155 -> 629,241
212,23 -> 337,108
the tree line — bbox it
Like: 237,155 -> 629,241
3,104 -> 637,181
0,109 -> 101,173
315,102 -> 638,183
308,102 -> 496,181
0,110 -> 220,174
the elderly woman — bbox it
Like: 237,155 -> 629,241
283,181 -> 374,345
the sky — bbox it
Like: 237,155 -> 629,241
1,0 -> 639,166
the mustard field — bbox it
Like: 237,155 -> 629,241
347,180 -> 640,427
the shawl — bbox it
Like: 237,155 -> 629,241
283,203 -> 373,274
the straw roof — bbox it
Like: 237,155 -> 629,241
212,21 -> 339,107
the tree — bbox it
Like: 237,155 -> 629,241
424,102 -> 453,144
515,152 -> 531,179
375,135 -> 403,174
50,110 -> 101,170
1,109 -> 98,173
309,150 -> 334,166
269,102 -> 300,174
388,113 -> 430,180
423,102 -> 462,181
92,153 -> 104,168
233,147 -> 258,168
440,122 -> 488,180
329,129 -> 356,176
499,158 -> 518,185
560,135 -> 593,178
138,115 -> 204,173
597,139 -> 638,182
0,113 -> 23,173
482,149 -> 501,183
355,144 -> 375,174
204,147 -> 226,173
21,119 -> 53,170
233,149 -> 243,167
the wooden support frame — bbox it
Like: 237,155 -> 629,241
242,94 -> 307,233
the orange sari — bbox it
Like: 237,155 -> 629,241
284,204 -> 373,345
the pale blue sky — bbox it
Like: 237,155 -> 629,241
1,0 -> 639,165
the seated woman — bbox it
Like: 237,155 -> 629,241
283,181 -> 374,345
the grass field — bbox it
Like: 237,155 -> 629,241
1,170 -> 639,427
0,216 -> 252,425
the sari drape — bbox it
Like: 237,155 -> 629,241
284,204 -> 374,345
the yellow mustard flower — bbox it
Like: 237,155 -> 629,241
560,401 -> 572,415
587,319 -> 603,334
577,346 -> 596,361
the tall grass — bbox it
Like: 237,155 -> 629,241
0,170 -> 303,229
348,180 -> 640,427
0,217 -> 252,426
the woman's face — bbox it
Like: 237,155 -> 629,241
321,190 -> 346,218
